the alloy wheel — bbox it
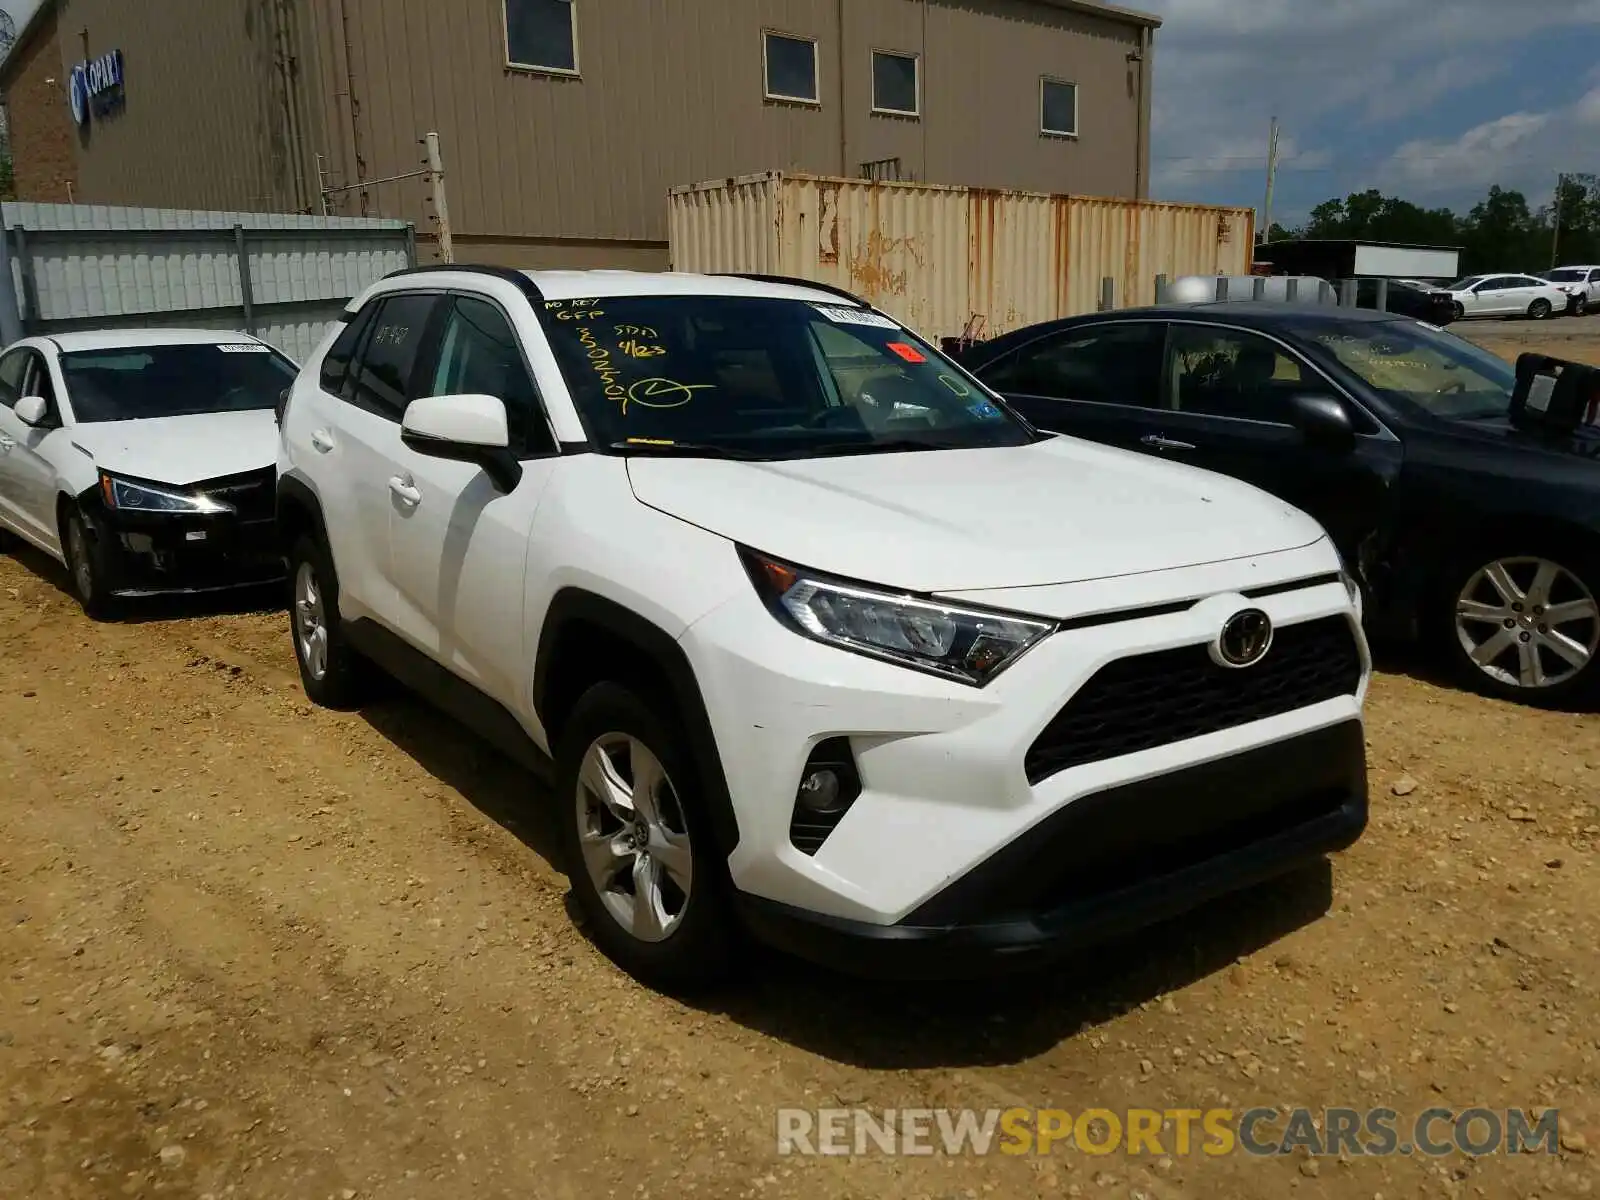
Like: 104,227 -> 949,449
1455,556 -> 1600,689
574,733 -> 693,943
293,560 -> 330,681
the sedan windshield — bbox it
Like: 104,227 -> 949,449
1444,276 -> 1484,292
61,343 -> 298,423
539,295 -> 1034,457
1297,318 -> 1515,421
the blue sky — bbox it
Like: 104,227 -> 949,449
1140,0 -> 1600,227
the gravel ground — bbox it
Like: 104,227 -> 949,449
1,329 -> 1597,1200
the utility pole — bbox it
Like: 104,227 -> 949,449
425,131 -> 454,265
1552,171 -> 1565,269
1260,116 -> 1281,245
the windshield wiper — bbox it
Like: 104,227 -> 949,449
797,437 -> 969,458
607,440 -> 773,461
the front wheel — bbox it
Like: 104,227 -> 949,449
62,506 -> 118,620
1446,552 -> 1600,706
556,682 -> 736,990
1451,301 -> 1465,321
287,535 -> 368,708
1529,298 -> 1553,320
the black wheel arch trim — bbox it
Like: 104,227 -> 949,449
276,472 -> 329,547
533,588 -> 741,857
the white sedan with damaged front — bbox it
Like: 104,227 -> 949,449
0,329 -> 299,616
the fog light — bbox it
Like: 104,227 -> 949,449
797,767 -> 845,815
790,738 -> 863,856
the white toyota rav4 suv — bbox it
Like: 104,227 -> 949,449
277,266 -> 1371,988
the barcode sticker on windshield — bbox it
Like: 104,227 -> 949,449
812,304 -> 900,330
216,342 -> 271,353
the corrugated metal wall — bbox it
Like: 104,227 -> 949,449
669,172 -> 1254,339
2,203 -> 414,361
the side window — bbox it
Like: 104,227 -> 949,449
980,323 -> 1168,408
1168,326 -> 1313,423
1479,276 -> 1513,291
0,349 -> 29,409
1589,270 -> 1600,283
427,296 -> 554,456
348,293 -> 441,421
320,304 -> 377,397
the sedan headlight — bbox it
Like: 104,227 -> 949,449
740,548 -> 1055,686
99,472 -> 232,515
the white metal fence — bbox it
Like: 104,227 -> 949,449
2,203 -> 417,362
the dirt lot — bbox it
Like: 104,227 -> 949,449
2,325 -> 1599,1200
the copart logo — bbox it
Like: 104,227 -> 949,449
1213,608 -> 1273,668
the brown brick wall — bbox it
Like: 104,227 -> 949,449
3,10 -> 78,203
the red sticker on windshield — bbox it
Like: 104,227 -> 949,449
887,342 -> 925,363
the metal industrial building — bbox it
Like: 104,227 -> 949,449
1,0 -> 1159,269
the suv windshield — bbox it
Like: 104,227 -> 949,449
1544,268 -> 1586,282
61,343 -> 298,423
1298,317 -> 1515,421
539,295 -> 1033,457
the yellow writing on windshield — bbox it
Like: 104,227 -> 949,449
624,377 -> 715,414
578,326 -> 628,404
615,324 -> 659,339
619,338 -> 667,359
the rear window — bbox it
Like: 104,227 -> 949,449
61,343 -> 299,423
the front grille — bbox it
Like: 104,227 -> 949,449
198,467 -> 276,523
1024,616 -> 1362,784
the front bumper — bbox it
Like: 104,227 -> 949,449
95,509 -> 284,596
736,720 -> 1367,979
682,539 -> 1370,930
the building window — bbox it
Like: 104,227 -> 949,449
764,32 -> 819,104
505,0 -> 578,74
1041,77 -> 1078,137
871,50 -> 919,117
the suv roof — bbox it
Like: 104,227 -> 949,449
378,266 -> 867,307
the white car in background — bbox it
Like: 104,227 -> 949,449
1536,266 -> 1600,314
0,329 -> 299,616
1440,274 -> 1568,321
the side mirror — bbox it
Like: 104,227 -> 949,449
13,395 -> 48,427
1287,393 -> 1355,452
400,394 -> 522,493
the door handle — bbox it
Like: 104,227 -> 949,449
1141,434 -> 1196,451
310,429 -> 336,453
388,476 -> 422,507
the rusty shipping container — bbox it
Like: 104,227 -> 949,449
668,172 -> 1254,340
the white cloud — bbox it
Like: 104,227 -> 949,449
1142,0 -> 1600,216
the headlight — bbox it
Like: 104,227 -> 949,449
99,472 -> 231,515
740,548 -> 1055,686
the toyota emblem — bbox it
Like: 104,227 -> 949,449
1213,608 -> 1274,669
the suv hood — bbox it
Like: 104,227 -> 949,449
627,436 -> 1326,592
68,410 -> 278,486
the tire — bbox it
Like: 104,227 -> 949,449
1575,297 -> 1588,316
555,681 -> 737,990
1529,298 -> 1553,320
1441,548 -> 1600,708
1451,301 -> 1465,321
287,534 -> 367,708
61,506 -> 118,620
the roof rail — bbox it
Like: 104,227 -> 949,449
381,263 -> 547,304
716,272 -> 869,308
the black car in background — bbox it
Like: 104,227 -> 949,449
960,303 -> 1600,706
1350,278 -> 1457,326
